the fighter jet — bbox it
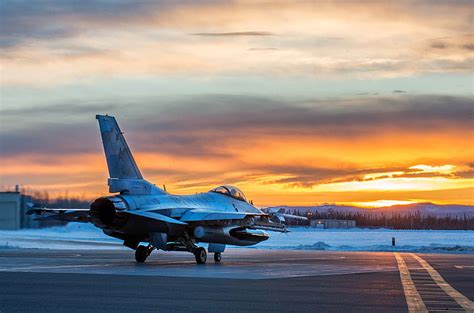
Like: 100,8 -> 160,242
28,115 -> 298,264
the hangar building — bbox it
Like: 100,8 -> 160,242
0,191 -> 37,230
310,219 -> 356,229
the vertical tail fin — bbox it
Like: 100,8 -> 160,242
96,115 -> 143,180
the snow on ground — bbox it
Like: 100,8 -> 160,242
259,227 -> 474,253
0,224 -> 473,253
0,223 -> 121,250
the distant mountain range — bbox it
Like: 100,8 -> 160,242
264,203 -> 474,217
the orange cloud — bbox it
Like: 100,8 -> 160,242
2,130 -> 473,206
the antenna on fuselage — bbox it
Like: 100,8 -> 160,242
163,184 -> 167,192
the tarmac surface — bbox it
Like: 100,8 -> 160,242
0,249 -> 472,312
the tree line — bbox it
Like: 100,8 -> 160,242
287,210 -> 474,230
30,191 -> 90,209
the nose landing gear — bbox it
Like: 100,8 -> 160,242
214,252 -> 222,263
135,245 -> 154,263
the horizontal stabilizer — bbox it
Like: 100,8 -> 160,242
27,207 -> 90,223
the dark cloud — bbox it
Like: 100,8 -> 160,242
456,170 -> 474,179
249,163 -> 472,189
430,41 -> 447,49
130,94 -> 473,138
0,102 -> 122,117
145,163 -> 424,190
0,1 -> 273,49
248,47 -> 279,51
1,94 -> 473,158
251,165 -> 406,188
0,0 -> 182,48
426,34 -> 474,55
453,163 -> 474,179
393,172 -> 450,179
428,58 -> 474,71
462,44 -> 474,50
0,122 -> 102,156
392,90 -> 406,93
190,31 -> 274,37
356,92 -> 379,96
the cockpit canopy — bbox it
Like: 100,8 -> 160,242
210,185 -> 248,202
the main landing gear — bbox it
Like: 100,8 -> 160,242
193,249 -> 222,264
135,245 -> 153,263
134,239 -> 223,265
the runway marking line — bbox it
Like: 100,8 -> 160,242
454,265 -> 474,269
394,253 -> 428,313
410,253 -> 474,312
0,263 -> 120,271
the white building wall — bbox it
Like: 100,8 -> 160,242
0,192 -> 21,230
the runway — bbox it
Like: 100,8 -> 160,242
0,249 -> 472,312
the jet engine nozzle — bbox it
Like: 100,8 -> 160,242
90,197 -> 128,230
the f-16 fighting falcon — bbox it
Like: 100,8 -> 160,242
28,115 -> 300,264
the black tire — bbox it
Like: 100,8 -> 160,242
194,247 -> 207,264
135,245 -> 149,263
214,252 -> 222,263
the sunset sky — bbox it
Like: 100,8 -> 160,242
0,1 -> 473,207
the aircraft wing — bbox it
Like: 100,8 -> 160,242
262,208 -> 308,224
27,207 -> 90,223
179,210 -> 288,232
271,213 -> 308,223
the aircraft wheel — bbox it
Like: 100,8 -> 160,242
194,247 -> 207,264
214,252 -> 222,263
135,245 -> 150,263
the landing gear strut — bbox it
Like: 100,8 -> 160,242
161,233 -> 223,265
135,245 -> 153,263
194,247 -> 207,264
